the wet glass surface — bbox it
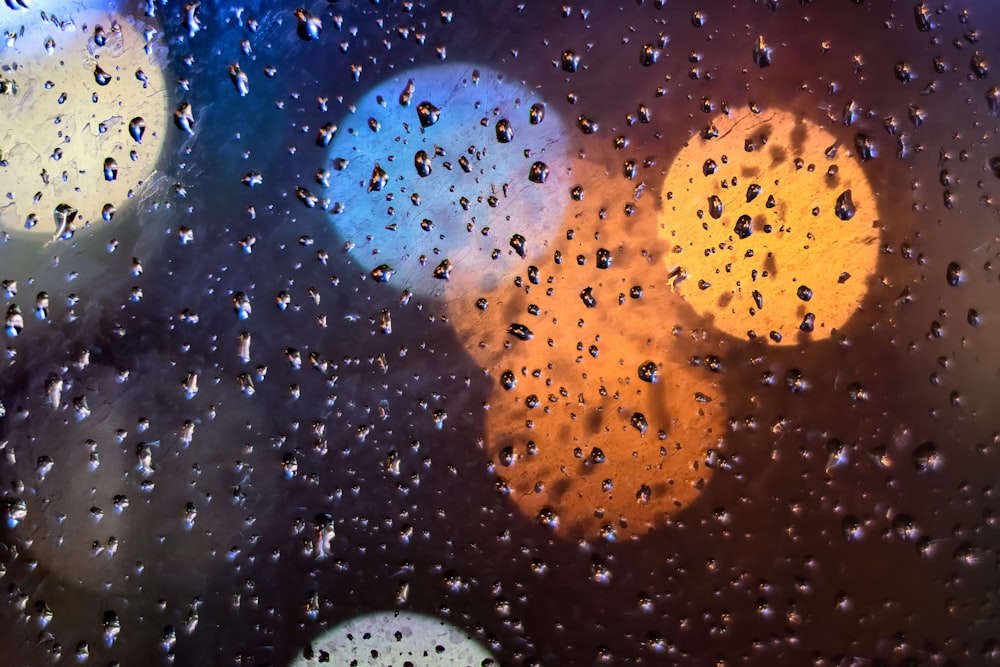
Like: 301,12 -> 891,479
1,1 -> 999,664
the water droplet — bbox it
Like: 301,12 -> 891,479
414,150 -> 432,177
509,234 -> 526,258
854,133 -> 875,161
367,163 -> 388,192
315,122 -> 337,147
912,442 -> 943,472
703,158 -> 717,176
701,194 -> 721,220
225,63 -> 249,97
894,61 -> 915,83
637,361 -> 658,383
970,51 -> 989,79
371,264 -> 395,283
536,507 -> 560,528
93,65 -> 111,86
415,101 -> 441,127
630,412 -> 649,436
577,115 -> 599,134
129,117 -> 146,143
500,371 -> 516,390
796,285 -> 813,301
579,286 -> 596,308
733,214 -> 753,239
295,186 -> 318,208
295,9 -> 322,41
103,157 -> 118,182
596,248 -> 611,269
753,35 -> 771,67
561,50 -> 580,72
639,43 -> 660,67
529,102 -> 545,125
433,259 -> 452,280
914,2 -> 933,31
507,323 -> 533,340
495,118 -> 514,143
174,102 -> 195,135
945,261 -> 963,287
528,161 -> 549,184
835,189 -> 856,220
746,183 -> 761,202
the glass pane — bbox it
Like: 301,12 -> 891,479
1,1 -> 997,664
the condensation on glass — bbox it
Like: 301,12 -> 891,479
0,1 -> 998,665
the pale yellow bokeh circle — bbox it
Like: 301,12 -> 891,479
659,110 -> 879,343
449,236 -> 725,541
0,9 -> 168,239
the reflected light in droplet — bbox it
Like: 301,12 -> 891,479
288,611 -> 495,667
660,109 -> 880,344
325,63 -> 572,297
0,7 -> 169,241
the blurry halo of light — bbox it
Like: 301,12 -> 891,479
660,109 -> 880,344
0,6 -> 169,242
288,611 -> 495,667
325,63 -> 572,298
448,232 -> 725,541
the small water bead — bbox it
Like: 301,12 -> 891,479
433,259 -> 452,280
707,194 -> 722,219
414,150 -> 431,177
528,161 -> 549,184
295,9 -> 322,41
495,118 -> 514,143
854,133 -> 875,161
561,50 -> 580,72
371,264 -> 395,282
507,323 -> 533,340
637,361 -> 658,383
639,43 -> 660,67
129,117 -> 146,143
500,371 -> 516,390
415,101 -> 441,127
946,262 -> 963,287
103,158 -> 118,181
94,65 -> 112,86
529,103 -> 545,124
912,442 -> 943,472
835,189 -> 856,220
577,115 -> 599,134
630,412 -> 649,436
509,234 -> 526,258
988,157 -> 1000,179
733,215 -> 753,239
970,51 -> 989,79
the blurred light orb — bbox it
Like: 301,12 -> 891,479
325,63 -> 572,297
450,229 -> 725,541
0,5 -> 169,240
289,611 -> 495,667
660,109 -> 880,344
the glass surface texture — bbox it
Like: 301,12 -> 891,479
0,0 -> 998,665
